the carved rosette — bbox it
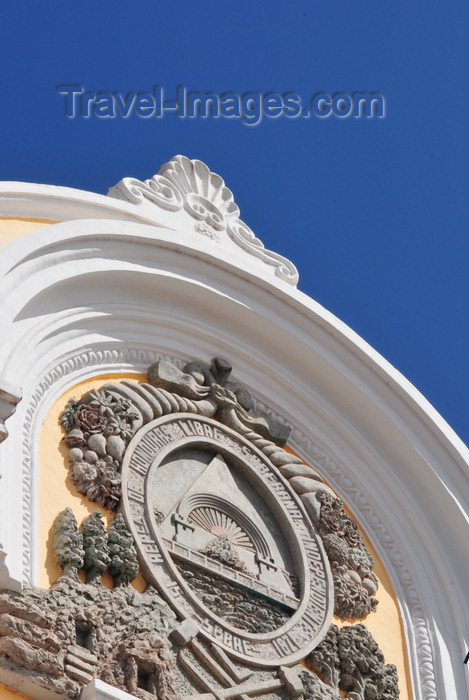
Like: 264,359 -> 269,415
107,155 -> 299,285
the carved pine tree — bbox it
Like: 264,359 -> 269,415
108,514 -> 139,587
53,507 -> 85,578
337,625 -> 399,699
80,509 -> 111,584
306,624 -> 340,688
306,623 -> 399,699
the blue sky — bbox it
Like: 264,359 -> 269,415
1,1 -> 468,444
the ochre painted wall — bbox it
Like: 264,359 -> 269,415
0,683 -> 31,699
291,446 -> 412,700
38,375 -> 413,699
335,518 -> 413,700
0,217 -> 59,248
39,373 -> 147,592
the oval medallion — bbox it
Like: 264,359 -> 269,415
121,414 -> 333,667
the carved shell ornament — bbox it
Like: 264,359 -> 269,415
107,155 -> 299,285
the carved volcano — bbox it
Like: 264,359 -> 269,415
198,535 -> 249,573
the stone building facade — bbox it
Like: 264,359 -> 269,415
0,156 -> 467,700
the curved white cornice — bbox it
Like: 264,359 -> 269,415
0,155 -> 298,286
0,165 -> 467,700
0,181 -> 151,224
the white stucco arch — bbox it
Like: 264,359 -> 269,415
0,172 -> 467,700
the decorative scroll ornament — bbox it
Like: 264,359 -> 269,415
107,155 -> 299,285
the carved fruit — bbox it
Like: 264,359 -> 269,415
88,433 -> 107,458
83,450 -> 99,464
362,577 -> 378,595
346,570 -> 362,585
68,448 -> 84,463
63,428 -> 85,447
106,435 -> 125,461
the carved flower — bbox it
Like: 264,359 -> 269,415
99,461 -> 120,484
317,493 -> 346,535
74,404 -> 108,438
60,398 -> 80,432
333,569 -> 375,619
70,460 -> 99,497
86,389 -> 115,410
104,414 -> 135,441
343,519 -> 364,548
70,459 -> 121,511
349,547 -> 374,575
94,461 -> 122,511
348,588 -> 374,618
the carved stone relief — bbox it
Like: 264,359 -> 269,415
306,492 -> 378,619
0,575 -> 178,699
305,624 -> 399,699
0,543 -> 395,699
0,354 -> 400,699
176,559 -> 291,633
60,357 -> 379,623
80,510 -> 111,585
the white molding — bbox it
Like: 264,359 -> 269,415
0,195 -> 466,698
81,679 -> 139,700
0,181 -> 163,225
0,379 -> 21,444
0,666 -> 66,699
